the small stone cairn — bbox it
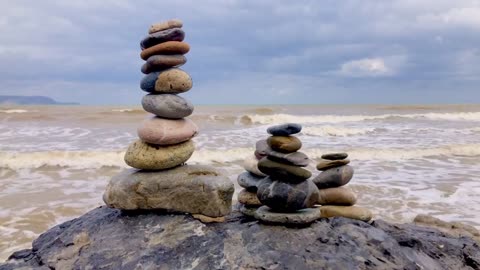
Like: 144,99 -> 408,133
313,153 -> 373,221
238,123 -> 320,225
103,19 -> 234,222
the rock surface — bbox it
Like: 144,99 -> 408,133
142,94 -> 194,119
140,41 -> 190,60
103,165 -> 234,217
137,117 -> 198,145
3,207 -> 480,270
124,139 -> 194,170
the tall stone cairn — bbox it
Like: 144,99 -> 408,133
103,19 -> 234,221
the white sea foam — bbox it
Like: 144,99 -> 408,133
0,109 -> 30,114
244,112 -> 480,125
303,126 -> 377,137
1,143 -> 479,169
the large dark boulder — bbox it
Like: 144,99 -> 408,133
1,206 -> 480,270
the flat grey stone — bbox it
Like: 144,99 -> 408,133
254,206 -> 320,225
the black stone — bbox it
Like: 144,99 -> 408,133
237,172 -> 264,192
140,28 -> 185,49
267,123 -> 302,136
321,153 -> 348,160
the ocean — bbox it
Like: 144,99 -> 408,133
1,104 -> 480,261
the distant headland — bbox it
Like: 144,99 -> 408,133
0,95 -> 79,105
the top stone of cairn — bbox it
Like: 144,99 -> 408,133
149,19 -> 183,34
267,123 -> 302,136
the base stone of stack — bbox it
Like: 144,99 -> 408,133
254,206 -> 320,225
319,206 -> 373,222
103,165 -> 234,217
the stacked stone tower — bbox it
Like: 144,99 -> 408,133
103,19 -> 234,222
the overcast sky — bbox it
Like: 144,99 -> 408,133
0,1 -> 479,105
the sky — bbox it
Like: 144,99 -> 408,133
0,0 -> 479,105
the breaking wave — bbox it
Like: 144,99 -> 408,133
1,143 -> 479,170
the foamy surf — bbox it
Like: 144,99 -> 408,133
302,126 -> 378,137
0,109 -> 30,114
1,143 -> 479,169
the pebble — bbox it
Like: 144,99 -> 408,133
238,189 -> 262,206
267,123 -> 302,136
267,150 -> 310,167
140,28 -> 185,49
192,214 -> 225,223
142,94 -> 194,119
267,136 -> 302,153
237,172 -> 264,192
243,154 -> 267,177
254,206 -> 320,225
257,158 -> 312,183
257,177 -> 319,212
321,153 -> 348,160
316,159 -> 350,171
149,19 -> 183,34
140,68 -> 192,93
124,139 -> 194,170
103,165 -> 234,217
254,139 -> 271,159
319,206 -> 372,222
137,117 -> 198,145
141,55 -> 187,74
317,187 -> 357,206
312,165 -> 354,189
140,41 -> 190,60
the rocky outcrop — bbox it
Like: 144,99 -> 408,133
2,207 -> 480,270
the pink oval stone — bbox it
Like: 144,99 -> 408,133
137,117 -> 198,145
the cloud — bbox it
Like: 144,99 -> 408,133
340,58 -> 391,77
0,1 -> 479,104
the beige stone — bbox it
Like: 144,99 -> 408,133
154,68 -> 192,93
149,19 -> 183,34
243,154 -> 266,177
316,159 -> 350,171
124,139 -> 194,170
317,187 -> 357,206
238,189 -> 262,206
103,165 -> 234,217
137,117 -> 198,145
192,214 -> 226,223
319,206 -> 372,222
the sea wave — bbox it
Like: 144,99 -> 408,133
1,143 -> 479,169
302,126 -> 378,137
243,112 -> 480,125
107,109 -> 145,114
0,109 -> 30,114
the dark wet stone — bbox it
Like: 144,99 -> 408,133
321,153 -> 348,160
313,165 -> 354,189
258,158 -> 311,183
267,150 -> 310,167
257,177 -> 318,212
316,159 -> 350,171
141,54 -> 187,74
267,123 -> 302,136
140,28 -> 185,49
237,172 -> 264,192
142,94 -> 193,119
140,71 -> 160,92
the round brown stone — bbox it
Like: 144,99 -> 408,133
267,136 -> 302,153
257,158 -> 311,183
317,187 -> 357,206
316,159 -> 350,171
140,41 -> 190,60
149,19 -> 183,34
313,165 -> 354,189
238,189 -> 262,206
319,206 -> 372,222
141,55 -> 187,74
